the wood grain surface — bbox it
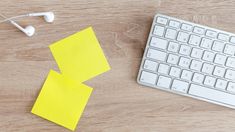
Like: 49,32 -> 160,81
1,0 -> 235,132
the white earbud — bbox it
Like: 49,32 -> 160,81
10,20 -> 35,37
28,12 -> 55,23
0,12 -> 54,37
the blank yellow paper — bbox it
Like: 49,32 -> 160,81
49,27 -> 110,82
31,70 -> 93,131
32,27 -> 110,131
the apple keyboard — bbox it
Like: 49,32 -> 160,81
137,14 -> 235,109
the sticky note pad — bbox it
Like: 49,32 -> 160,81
49,27 -> 110,82
31,70 -> 93,131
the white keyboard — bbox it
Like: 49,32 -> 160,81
137,14 -> 235,109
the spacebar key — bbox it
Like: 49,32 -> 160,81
189,84 -> 235,106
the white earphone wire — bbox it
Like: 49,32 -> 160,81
0,13 -> 7,19
0,13 -> 28,23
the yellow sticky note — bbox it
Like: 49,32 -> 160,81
49,27 -> 110,82
31,70 -> 93,131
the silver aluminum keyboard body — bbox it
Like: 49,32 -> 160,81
137,14 -> 235,109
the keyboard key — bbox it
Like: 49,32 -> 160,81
169,67 -> 181,77
226,57 -> 235,68
200,38 -> 213,49
214,54 -> 226,65
191,48 -> 203,59
218,33 -> 229,41
224,44 -> 235,55
227,82 -> 235,93
179,45 -> 191,55
213,66 -> 225,77
202,51 -> 215,62
179,57 -> 191,68
156,17 -> 168,25
181,70 -> 193,81
225,69 -> 235,80
150,37 -> 168,50
190,60 -> 202,71
168,41 -> 179,52
143,60 -> 158,71
168,20 -> 180,28
157,76 -> 172,89
206,30 -> 217,38
193,26 -> 205,34
167,54 -> 179,64
140,71 -> 157,85
192,73 -> 204,84
171,79 -> 189,93
212,41 -> 225,52
202,63 -> 214,74
158,64 -> 170,74
215,79 -> 227,90
177,31 -> 189,43
189,35 -> 201,46
165,28 -> 177,39
147,49 -> 167,61
189,84 -> 235,106
204,76 -> 216,86
153,25 -> 165,36
230,36 -> 235,43
181,23 -> 192,31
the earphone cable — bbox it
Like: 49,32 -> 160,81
0,14 -> 28,23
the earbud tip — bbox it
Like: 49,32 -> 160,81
44,12 -> 54,23
25,26 -> 35,37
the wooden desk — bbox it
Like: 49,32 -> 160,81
1,0 -> 235,131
